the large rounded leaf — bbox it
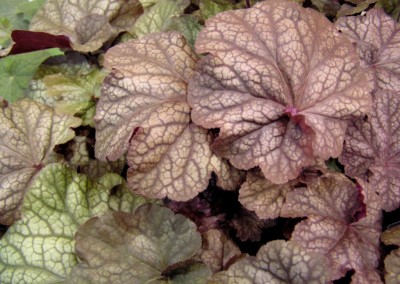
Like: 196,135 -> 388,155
209,240 -> 329,283
188,0 -> 372,183
339,90 -> 400,211
95,32 -> 243,201
0,163 -> 130,283
0,99 -> 81,225
281,173 -> 382,282
336,8 -> 400,93
67,205 -> 211,283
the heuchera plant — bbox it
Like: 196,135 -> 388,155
0,0 -> 400,283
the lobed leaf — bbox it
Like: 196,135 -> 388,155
336,8 -> 400,93
210,240 -> 329,283
339,90 -> 400,211
95,32 -> 243,201
239,169 -> 294,219
0,48 -> 63,103
281,173 -> 382,281
67,205 -> 211,283
29,0 -> 143,52
0,99 -> 81,225
188,0 -> 372,184
0,163 -> 128,283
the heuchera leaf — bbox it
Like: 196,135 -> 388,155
168,15 -> 203,48
239,169 -> 294,219
281,173 -> 382,282
375,0 -> 400,22
199,0 -> 235,21
0,48 -> 63,103
210,240 -> 329,283
339,90 -> 400,211
29,0 -> 143,52
95,32 -> 243,201
0,99 -> 81,225
200,229 -> 242,273
188,0 -> 372,184
0,163 -> 129,283
133,0 -> 190,37
336,8 -> 400,93
67,205 -> 211,283
381,226 -> 400,283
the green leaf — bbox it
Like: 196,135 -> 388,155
168,15 -> 202,48
67,205 -> 211,283
133,0 -> 190,37
0,163 -> 124,283
0,99 -> 81,225
15,0 -> 46,22
0,48 -> 63,103
375,0 -> 400,21
199,0 -> 235,21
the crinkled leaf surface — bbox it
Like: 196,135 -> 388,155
200,229 -> 241,273
133,0 -> 189,37
210,240 -> 329,283
188,0 -> 372,184
382,226 -> 400,284
67,205 -> 211,283
0,163 -> 127,283
339,90 -> 400,211
95,32 -> 242,201
281,173 -> 382,281
239,169 -> 294,219
0,48 -> 63,103
30,0 -> 143,52
336,8 -> 400,93
0,99 -> 81,225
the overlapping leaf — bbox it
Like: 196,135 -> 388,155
239,169 -> 294,219
200,229 -> 242,273
0,99 -> 81,225
132,0 -> 190,37
209,240 -> 329,283
0,48 -> 63,103
188,0 -> 372,184
0,163 -> 132,283
381,225 -> 400,284
29,0 -> 143,52
95,32 -> 243,201
281,173 -> 382,282
336,8 -> 400,93
339,90 -> 400,211
67,205 -> 211,283
26,53 -> 105,126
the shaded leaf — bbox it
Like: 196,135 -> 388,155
0,99 -> 81,225
132,0 -> 190,37
336,0 -> 378,18
0,48 -> 63,103
375,0 -> 400,22
339,90 -> 400,211
200,229 -> 242,273
336,8 -> 400,93
0,163 -> 126,283
188,0 -> 372,184
30,0 -> 143,52
67,205 -> 211,283
239,169 -> 294,219
281,173 -> 382,281
199,0 -> 235,21
381,226 -> 400,284
210,240 -> 329,283
95,32 -> 242,201
311,0 -> 341,17
168,15 -> 203,48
